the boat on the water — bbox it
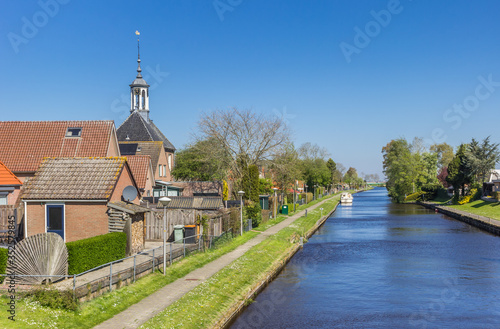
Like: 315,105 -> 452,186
340,192 -> 353,203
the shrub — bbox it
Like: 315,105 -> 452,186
404,191 -> 426,202
421,183 -> 442,200
0,248 -> 7,283
245,201 -> 262,228
458,188 -> 478,205
494,191 -> 500,201
66,232 -> 126,275
27,288 -> 78,311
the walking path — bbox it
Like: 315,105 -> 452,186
94,196 -> 335,329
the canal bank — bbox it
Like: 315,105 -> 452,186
137,191 -> 360,329
418,201 -> 500,235
214,200 -> 342,329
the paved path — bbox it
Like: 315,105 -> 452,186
94,197 -> 335,329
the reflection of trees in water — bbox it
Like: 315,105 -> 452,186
388,203 -> 432,216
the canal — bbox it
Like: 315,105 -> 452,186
231,187 -> 500,328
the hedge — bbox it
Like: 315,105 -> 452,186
0,248 -> 8,283
66,232 -> 127,275
404,191 -> 426,202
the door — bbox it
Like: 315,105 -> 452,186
46,205 -> 64,240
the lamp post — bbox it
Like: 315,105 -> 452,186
305,184 -> 308,205
158,196 -> 171,275
273,188 -> 278,218
238,191 -> 245,236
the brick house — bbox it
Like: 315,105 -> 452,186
124,155 -> 155,198
0,121 -> 121,186
0,161 -> 22,206
21,157 -> 141,243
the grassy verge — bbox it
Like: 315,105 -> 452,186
0,232 -> 259,329
140,195 -> 341,329
447,200 -> 500,221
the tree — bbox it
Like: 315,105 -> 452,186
430,143 -> 454,169
171,138 -> 229,181
271,142 -> 301,194
465,136 -> 500,187
326,158 -> 337,185
344,167 -> 358,188
298,143 -> 331,189
196,108 -> 290,185
447,144 -> 472,196
437,167 -> 449,188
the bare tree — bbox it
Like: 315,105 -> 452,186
196,108 -> 290,181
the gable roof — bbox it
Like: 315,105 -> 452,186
119,141 -> 164,168
0,121 -> 117,173
0,161 -> 22,186
22,157 -> 130,200
163,196 -> 223,210
116,111 -> 176,152
124,155 -> 152,190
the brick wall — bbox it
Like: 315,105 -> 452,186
110,165 -> 139,205
26,202 -> 109,242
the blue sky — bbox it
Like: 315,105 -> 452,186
2,0 -> 500,178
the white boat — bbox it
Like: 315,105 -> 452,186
340,192 -> 353,203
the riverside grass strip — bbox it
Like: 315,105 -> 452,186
139,195 -> 341,329
0,232 -> 259,329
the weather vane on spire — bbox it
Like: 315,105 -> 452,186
135,30 -> 140,59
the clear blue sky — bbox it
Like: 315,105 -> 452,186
2,1 -> 500,178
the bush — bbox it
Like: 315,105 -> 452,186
66,232 -> 126,275
0,248 -> 7,283
245,201 -> 262,228
458,188 -> 478,205
404,191 -> 426,202
421,183 -> 442,200
27,288 -> 78,311
494,191 -> 500,201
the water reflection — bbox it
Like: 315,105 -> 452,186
232,187 -> 500,329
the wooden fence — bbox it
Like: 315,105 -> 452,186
0,205 -> 23,243
145,209 -> 199,241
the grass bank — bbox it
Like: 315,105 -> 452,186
448,199 -> 500,221
0,232 -> 259,329
139,194 -> 341,329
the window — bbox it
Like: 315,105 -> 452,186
163,165 -> 167,177
168,155 -> 172,171
65,128 -> 82,137
159,165 -> 162,177
0,195 -> 7,205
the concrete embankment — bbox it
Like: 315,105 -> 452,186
215,200 -> 342,328
418,201 -> 500,236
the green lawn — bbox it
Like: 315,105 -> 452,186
140,195 -> 341,329
0,232 -> 259,329
448,199 -> 500,221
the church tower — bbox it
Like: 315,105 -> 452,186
130,32 -> 150,122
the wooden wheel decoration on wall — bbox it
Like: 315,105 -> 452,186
6,233 -> 68,285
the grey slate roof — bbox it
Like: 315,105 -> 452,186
161,197 -> 223,210
117,111 -> 176,152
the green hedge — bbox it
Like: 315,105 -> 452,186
0,248 -> 8,283
66,232 -> 127,275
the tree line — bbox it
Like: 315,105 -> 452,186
382,137 -> 500,203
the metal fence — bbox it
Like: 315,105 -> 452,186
1,230 -> 236,300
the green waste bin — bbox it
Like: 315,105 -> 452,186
281,205 -> 289,215
174,225 -> 184,243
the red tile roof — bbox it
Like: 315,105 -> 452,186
22,157 -> 128,200
0,161 -> 22,186
0,121 -> 116,173
125,155 -> 152,190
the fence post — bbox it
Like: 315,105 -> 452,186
109,262 -> 112,292
183,238 -> 186,258
152,249 -> 155,274
133,255 -> 136,283
209,236 -> 212,249
170,243 -> 172,265
73,274 -> 76,301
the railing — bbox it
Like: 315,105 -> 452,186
1,230 -> 236,300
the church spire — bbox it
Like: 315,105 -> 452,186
130,30 -> 150,121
